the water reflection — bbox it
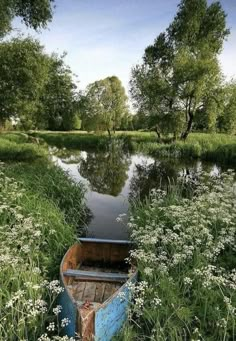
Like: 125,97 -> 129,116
51,146 -> 229,239
79,147 -> 130,197
129,159 -> 218,201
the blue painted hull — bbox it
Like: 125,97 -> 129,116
59,272 -> 137,340
59,239 -> 137,340
94,274 -> 137,340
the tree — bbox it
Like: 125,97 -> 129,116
0,37 -> 49,128
217,81 -> 236,134
131,0 -> 229,140
0,0 -> 54,37
82,76 -> 129,136
38,54 -> 78,131
79,141 -> 130,196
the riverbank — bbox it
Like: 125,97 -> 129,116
30,131 -> 236,165
118,171 -> 236,340
0,134 -> 86,339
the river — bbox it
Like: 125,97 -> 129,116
51,146 -> 225,240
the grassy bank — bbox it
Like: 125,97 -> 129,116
3,160 -> 87,230
0,136 -> 86,339
30,131 -> 236,165
119,171 -> 236,340
29,130 -> 157,150
134,133 -> 236,165
0,132 -> 46,160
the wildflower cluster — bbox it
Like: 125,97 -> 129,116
127,171 -> 236,340
0,169 -> 74,340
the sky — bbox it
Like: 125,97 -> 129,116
12,0 -> 236,94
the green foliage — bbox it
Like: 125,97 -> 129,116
218,81 -> 236,134
124,172 -> 236,340
37,54 -> 78,131
131,0 -> 229,139
0,37 -> 49,126
0,0 -> 54,37
81,76 -> 129,135
0,36 -> 78,131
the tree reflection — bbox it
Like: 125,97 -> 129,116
129,160 -> 178,201
79,141 -> 130,196
50,147 -> 82,164
129,159 -> 214,201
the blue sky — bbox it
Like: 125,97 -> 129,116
12,0 -> 236,93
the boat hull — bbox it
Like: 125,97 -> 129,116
59,239 -> 137,340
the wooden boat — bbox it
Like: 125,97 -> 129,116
59,238 -> 137,340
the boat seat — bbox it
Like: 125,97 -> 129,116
63,269 -> 129,282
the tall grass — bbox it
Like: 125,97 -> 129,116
0,134 -> 87,338
120,171 -> 236,340
136,133 -> 236,165
3,160 -> 87,230
0,133 -> 46,160
0,167 -> 76,339
30,131 -> 236,165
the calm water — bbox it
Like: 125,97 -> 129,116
51,147 -> 225,240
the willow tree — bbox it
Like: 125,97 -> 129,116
82,76 -> 129,136
131,0 -> 229,140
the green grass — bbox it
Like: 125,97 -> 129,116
4,160 -> 87,230
0,132 -> 46,160
29,131 -> 236,165
120,171 -> 236,340
0,134 -> 87,339
134,133 -> 236,165
0,166 -> 79,339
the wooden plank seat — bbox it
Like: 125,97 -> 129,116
63,269 -> 129,283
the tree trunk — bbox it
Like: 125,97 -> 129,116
181,112 -> 194,140
155,126 -> 161,140
107,128 -> 111,138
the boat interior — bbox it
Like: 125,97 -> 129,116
61,240 -> 132,309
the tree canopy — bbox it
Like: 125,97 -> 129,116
37,53 -> 78,131
0,37 -> 49,127
0,36 -> 78,130
81,76 -> 129,135
0,0 -> 54,37
130,0 -> 230,140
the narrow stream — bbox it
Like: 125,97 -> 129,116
51,147 -> 225,240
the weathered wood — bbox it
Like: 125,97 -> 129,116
94,282 -> 106,303
83,282 -> 97,302
59,239 -> 137,340
63,269 -> 129,282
